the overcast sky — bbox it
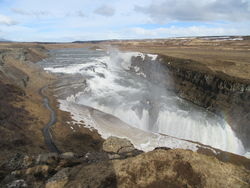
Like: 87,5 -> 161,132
0,0 -> 249,42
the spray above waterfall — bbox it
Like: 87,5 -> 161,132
41,48 -> 246,156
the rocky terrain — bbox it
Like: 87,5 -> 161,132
1,137 -> 249,188
0,40 -> 250,187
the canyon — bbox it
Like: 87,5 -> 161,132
0,38 -> 249,187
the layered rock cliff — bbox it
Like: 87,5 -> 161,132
160,55 -> 250,151
130,54 -> 250,150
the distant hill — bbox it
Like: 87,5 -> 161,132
0,38 -> 11,42
72,40 -> 106,44
72,39 -> 120,44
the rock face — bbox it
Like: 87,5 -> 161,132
161,55 -> 250,150
130,54 -> 250,150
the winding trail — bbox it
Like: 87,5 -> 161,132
39,85 -> 60,153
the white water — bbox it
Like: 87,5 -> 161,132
42,48 -> 246,156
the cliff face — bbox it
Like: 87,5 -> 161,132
130,55 -> 250,150
161,55 -> 250,151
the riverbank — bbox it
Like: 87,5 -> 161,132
0,42 -> 104,161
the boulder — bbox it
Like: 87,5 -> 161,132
103,137 -> 135,154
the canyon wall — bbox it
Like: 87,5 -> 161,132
161,55 -> 250,150
131,55 -> 250,150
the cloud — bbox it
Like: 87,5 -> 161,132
12,8 -> 50,17
66,10 -> 85,18
94,5 -> 115,17
0,14 -> 17,26
135,0 -> 250,23
0,0 -> 249,41
76,10 -> 85,17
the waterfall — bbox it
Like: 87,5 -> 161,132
42,48 -> 246,155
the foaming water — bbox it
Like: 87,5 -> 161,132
41,48 -> 246,155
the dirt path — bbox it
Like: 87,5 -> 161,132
39,86 -> 60,153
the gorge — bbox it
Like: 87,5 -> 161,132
39,47 -> 248,157
0,41 -> 249,187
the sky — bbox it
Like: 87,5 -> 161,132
0,0 -> 249,42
